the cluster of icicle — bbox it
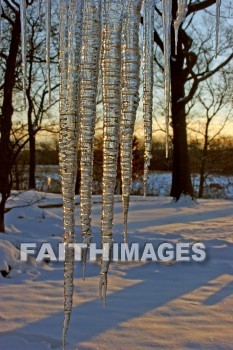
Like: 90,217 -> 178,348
10,0 -> 222,348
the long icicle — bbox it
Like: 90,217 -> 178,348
0,0 -> 2,40
120,0 -> 142,242
59,1 -> 71,347
162,0 -> 172,159
143,0 -> 154,197
79,0 -> 101,279
38,0 -> 41,18
174,0 -> 188,55
100,0 -> 123,305
45,0 -> 51,104
59,0 -> 82,348
20,0 -> 27,108
215,0 -> 221,57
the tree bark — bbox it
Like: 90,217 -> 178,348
170,102 -> 194,199
198,157 -> 206,198
170,0 -> 194,200
0,12 -> 21,232
0,193 -> 7,233
27,41 -> 37,190
198,123 -> 209,198
29,131 -> 36,189
27,95 -> 36,189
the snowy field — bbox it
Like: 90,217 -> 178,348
0,191 -> 233,349
34,166 -> 233,199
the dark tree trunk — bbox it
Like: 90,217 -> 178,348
170,102 -> 194,199
198,124 -> 209,198
27,46 -> 37,190
0,13 -> 21,232
29,132 -> 36,189
169,0 -> 194,200
0,194 -> 7,233
198,162 -> 206,198
27,93 -> 36,189
14,162 -> 20,190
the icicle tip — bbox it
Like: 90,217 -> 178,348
99,272 -> 107,307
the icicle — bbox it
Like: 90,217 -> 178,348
59,1 -> 71,348
100,0 -> 123,305
79,0 -> 101,278
120,0 -> 142,242
45,0 -> 51,104
59,0 -> 83,348
215,0 -> 221,57
143,0 -> 154,197
20,0 -> 27,109
174,0 -> 188,55
99,238 -> 113,306
0,0 -> 2,39
38,0 -> 41,19
162,0 -> 172,159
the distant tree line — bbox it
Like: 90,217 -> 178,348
10,135 -> 233,196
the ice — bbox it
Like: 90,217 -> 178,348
79,0 -> 101,277
174,0 -> 188,55
100,0 -> 124,304
11,1 -> 226,347
215,0 -> 221,57
142,0 -> 154,197
45,0 -> 51,104
120,0 -> 142,242
58,0 -> 82,348
0,0 -> 2,39
38,0 -> 41,18
20,0 -> 27,108
162,0 -> 172,159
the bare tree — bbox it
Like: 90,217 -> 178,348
0,0 -> 58,231
25,4 -> 59,189
0,0 -> 23,232
153,0 -> 233,200
188,70 -> 232,197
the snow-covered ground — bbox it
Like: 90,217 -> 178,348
132,172 -> 233,199
1,191 -> 233,349
34,166 -> 233,199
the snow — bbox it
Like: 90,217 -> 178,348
132,172 -> 233,199
32,167 -> 233,199
170,194 -> 198,208
0,238 -> 41,279
0,240 -> 19,273
0,192 -> 233,349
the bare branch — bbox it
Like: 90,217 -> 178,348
187,0 -> 216,16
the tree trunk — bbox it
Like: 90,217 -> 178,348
0,13 -> 21,232
29,130 -> 36,189
198,128 -> 209,198
14,162 -> 20,190
27,47 -> 37,190
170,101 -> 194,199
170,1 -> 194,200
0,194 -> 7,233
198,161 -> 206,198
